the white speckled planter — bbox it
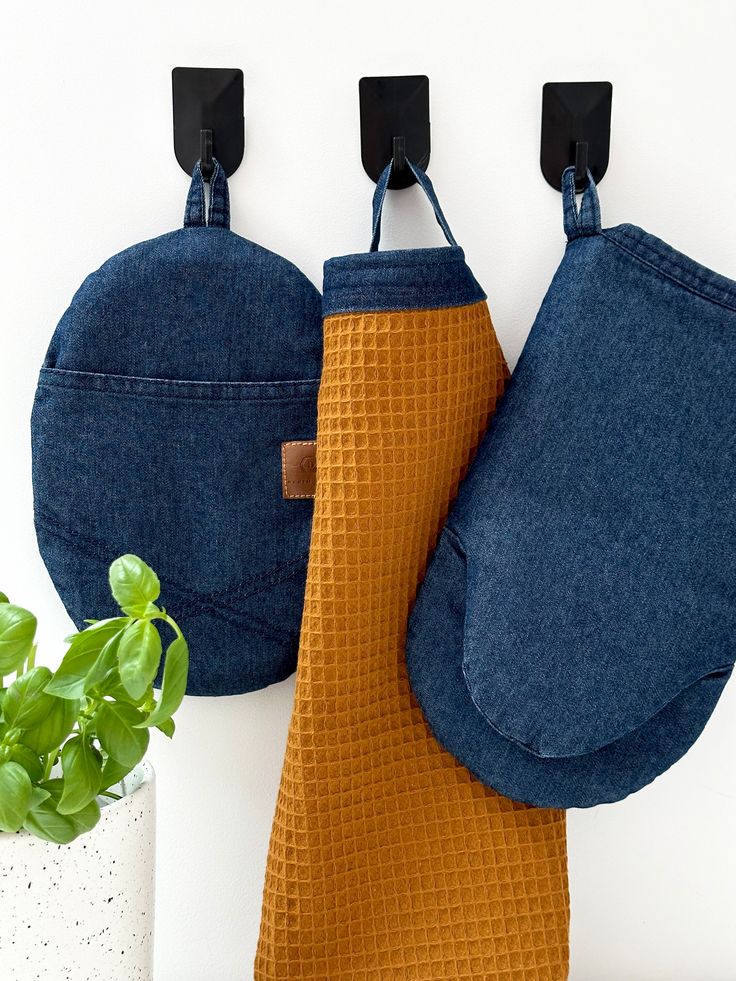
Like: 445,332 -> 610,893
0,761 -> 155,981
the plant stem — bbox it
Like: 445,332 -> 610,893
150,612 -> 185,642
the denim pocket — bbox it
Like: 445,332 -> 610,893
31,367 -> 320,695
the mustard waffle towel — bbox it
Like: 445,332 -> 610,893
255,162 -> 569,980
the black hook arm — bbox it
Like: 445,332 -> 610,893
392,135 -> 407,174
574,140 -> 589,187
199,129 -> 214,181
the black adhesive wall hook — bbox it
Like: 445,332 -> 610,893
541,81 -> 612,191
172,67 -> 244,181
359,76 -> 430,189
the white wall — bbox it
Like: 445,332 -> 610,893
2,2 -> 735,979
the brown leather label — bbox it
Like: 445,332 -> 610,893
281,441 -> 317,499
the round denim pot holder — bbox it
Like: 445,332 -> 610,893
32,161 -> 322,696
406,166 -> 735,808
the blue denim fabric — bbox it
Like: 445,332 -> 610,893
32,160 -> 322,696
323,159 -> 484,315
407,167 -> 735,807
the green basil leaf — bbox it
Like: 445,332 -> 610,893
96,702 -> 149,770
118,621 -> 161,701
9,744 -> 44,783
99,754 -> 132,791
63,616 -> 130,645
47,619 -> 129,699
0,604 -> 37,675
95,671 -> 150,709
156,718 -> 175,738
57,736 -> 102,815
108,555 -> 160,617
23,797 -> 78,844
84,628 -> 126,695
0,761 -> 33,832
85,658 -> 151,709
0,591 -> 9,604
68,797 -> 101,835
137,637 -> 188,730
29,785 -> 51,809
40,778 -> 64,801
3,668 -> 54,729
22,696 -> 80,755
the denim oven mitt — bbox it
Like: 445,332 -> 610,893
32,161 -> 322,695
407,166 -> 736,807
256,160 -> 569,981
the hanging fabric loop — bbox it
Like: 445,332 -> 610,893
562,165 -> 601,240
370,159 -> 458,252
184,158 -> 231,230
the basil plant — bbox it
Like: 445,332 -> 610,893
0,555 -> 188,843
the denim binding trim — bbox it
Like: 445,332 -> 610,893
322,246 -> 486,317
602,223 -> 736,314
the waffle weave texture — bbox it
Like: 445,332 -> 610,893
255,300 -> 570,980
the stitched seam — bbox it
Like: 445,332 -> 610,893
324,297 -> 488,317
326,278 -> 481,290
156,580 -> 299,643
39,371 -> 322,388
462,655 -> 734,759
35,507 -> 307,601
326,248 -> 465,266
207,161 -> 218,227
37,369 -> 321,402
35,515 -> 299,641
601,230 -> 736,314
37,382 -> 319,404
37,527 -> 302,643
34,509 -> 309,607
198,163 -> 206,226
